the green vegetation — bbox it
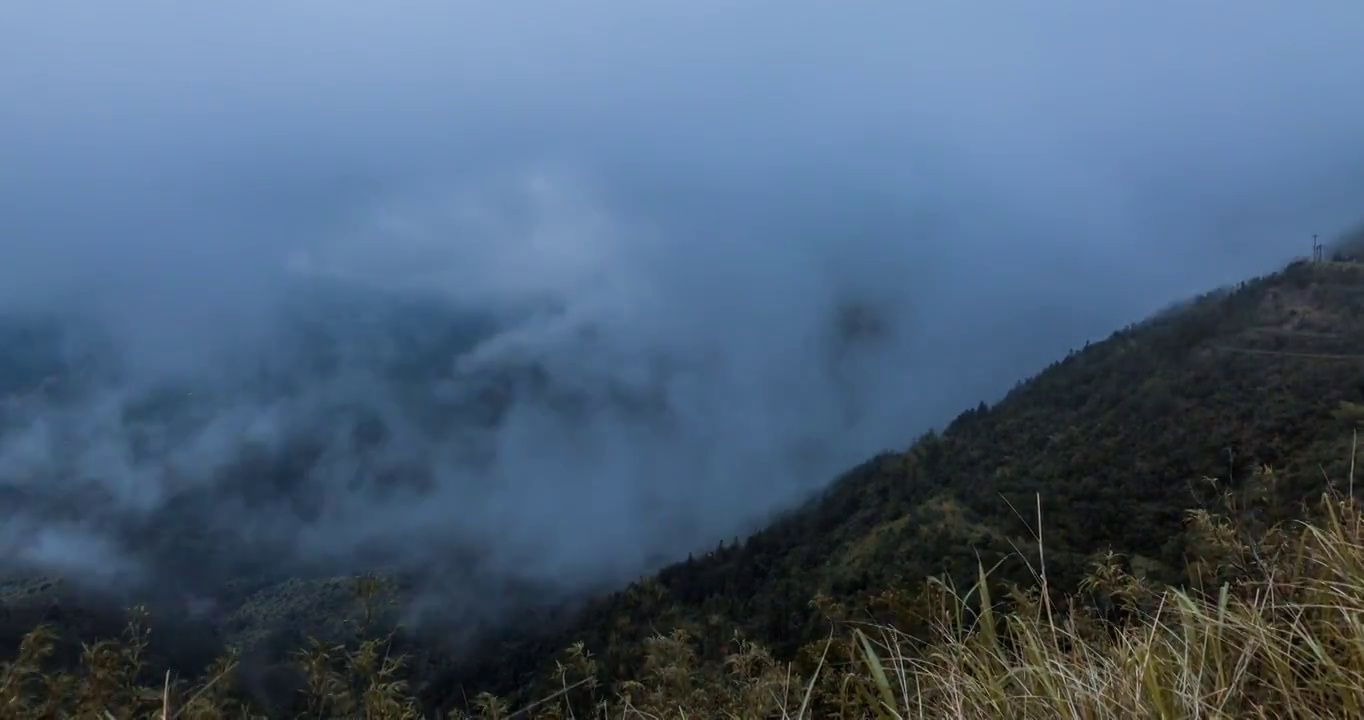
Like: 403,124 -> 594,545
4,466 -> 1364,718
7,258 -> 1364,717
455,259 -> 1364,702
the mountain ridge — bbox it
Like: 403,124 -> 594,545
434,257 -> 1364,709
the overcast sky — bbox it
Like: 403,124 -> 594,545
2,2 -> 1364,609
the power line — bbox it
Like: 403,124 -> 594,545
1211,345 -> 1364,361
1242,328 -> 1343,339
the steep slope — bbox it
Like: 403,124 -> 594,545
445,259 -> 1364,706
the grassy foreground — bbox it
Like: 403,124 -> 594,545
4,465 -> 1364,719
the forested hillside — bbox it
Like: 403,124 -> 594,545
441,258 -> 1364,710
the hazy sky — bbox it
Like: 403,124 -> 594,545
2,2 -> 1364,619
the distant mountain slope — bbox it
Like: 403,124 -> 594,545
447,259 -> 1364,706
0,282 -> 558,672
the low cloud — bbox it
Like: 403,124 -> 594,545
0,2 -> 1362,638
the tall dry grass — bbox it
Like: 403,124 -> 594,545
828,487 -> 1364,720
